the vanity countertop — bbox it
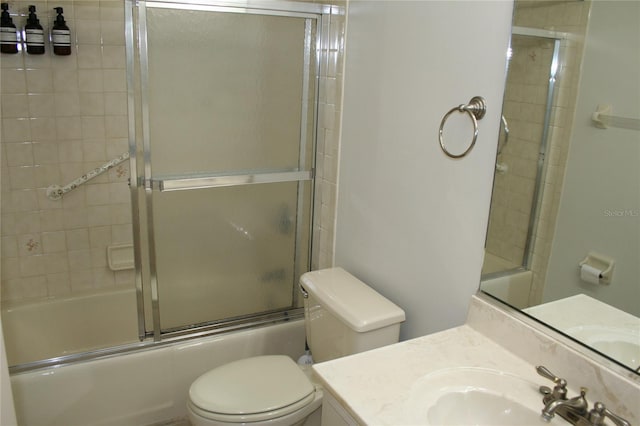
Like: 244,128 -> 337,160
524,294 -> 640,332
312,323 -> 541,425
312,294 -> 640,425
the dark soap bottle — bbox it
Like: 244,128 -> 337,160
24,4 -> 44,54
0,3 -> 18,54
51,7 -> 70,55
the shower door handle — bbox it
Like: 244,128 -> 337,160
153,170 -> 313,192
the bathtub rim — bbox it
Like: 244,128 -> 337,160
9,309 -> 304,375
480,266 -> 527,282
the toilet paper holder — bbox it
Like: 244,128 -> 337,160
578,252 -> 615,285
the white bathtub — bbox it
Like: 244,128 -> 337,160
480,270 -> 533,309
1,288 -> 139,366
2,287 -> 306,425
480,251 -> 532,309
481,251 -> 520,275
10,318 -> 305,426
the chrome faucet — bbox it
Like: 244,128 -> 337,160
582,402 -> 631,426
536,365 -> 588,423
537,365 -> 568,401
535,366 -> 631,426
541,387 -> 588,422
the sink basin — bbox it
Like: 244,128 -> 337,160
564,325 -> 640,366
405,367 -> 557,425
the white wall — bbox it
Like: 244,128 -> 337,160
544,0 -> 640,316
334,0 -> 513,339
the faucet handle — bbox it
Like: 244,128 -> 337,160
536,365 -> 567,398
588,402 -> 631,426
536,365 -> 565,384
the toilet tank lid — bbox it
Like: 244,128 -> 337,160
300,268 -> 405,333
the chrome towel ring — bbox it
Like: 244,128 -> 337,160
439,96 -> 487,158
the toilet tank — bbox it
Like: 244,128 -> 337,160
300,268 -> 406,363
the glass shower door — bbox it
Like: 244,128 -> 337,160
136,3 -> 318,334
483,34 -> 559,273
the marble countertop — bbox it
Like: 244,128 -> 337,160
524,294 -> 640,332
312,324 -> 543,425
312,294 -> 640,425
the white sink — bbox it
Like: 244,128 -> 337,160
564,325 -> 640,367
523,294 -> 640,370
405,367 -> 558,425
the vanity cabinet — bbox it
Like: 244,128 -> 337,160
320,391 -> 359,426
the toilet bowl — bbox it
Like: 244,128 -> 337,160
187,268 -> 405,426
187,356 -> 322,426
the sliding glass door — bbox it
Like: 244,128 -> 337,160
131,1 -> 319,336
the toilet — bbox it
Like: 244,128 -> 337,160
187,267 -> 406,426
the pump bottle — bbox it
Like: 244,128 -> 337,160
24,4 -> 44,54
51,7 -> 70,55
0,3 -> 18,54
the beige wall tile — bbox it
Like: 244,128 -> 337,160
5,143 -> 34,167
42,231 -> 67,253
89,225 -> 111,248
75,20 -> 102,45
1,94 -> 30,118
52,69 -> 79,92
2,118 -> 31,142
25,69 -> 54,93
78,69 -> 104,92
27,94 -> 55,117
46,272 -> 71,295
1,0 -> 342,304
77,44 -> 103,69
79,92 -> 105,116
1,69 -> 27,94
100,20 -> 124,45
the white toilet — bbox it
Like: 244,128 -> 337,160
187,267 -> 406,426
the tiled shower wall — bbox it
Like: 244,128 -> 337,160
312,1 -> 344,271
0,0 -> 344,304
485,0 -> 590,305
0,0 -> 132,303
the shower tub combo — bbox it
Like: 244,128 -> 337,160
2,0 -> 340,424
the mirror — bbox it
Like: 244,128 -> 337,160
481,0 -> 640,373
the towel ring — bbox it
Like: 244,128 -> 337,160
439,96 -> 487,158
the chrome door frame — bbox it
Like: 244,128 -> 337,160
127,0 -> 327,340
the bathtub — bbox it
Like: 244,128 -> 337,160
481,251 -> 533,309
2,288 -> 306,425
10,318 -> 305,425
481,251 -> 521,275
1,287 -> 139,366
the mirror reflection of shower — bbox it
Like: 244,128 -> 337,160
481,0 -> 586,308
484,30 -> 562,280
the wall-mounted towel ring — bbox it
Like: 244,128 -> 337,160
439,96 -> 487,158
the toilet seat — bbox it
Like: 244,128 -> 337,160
189,355 -> 317,423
